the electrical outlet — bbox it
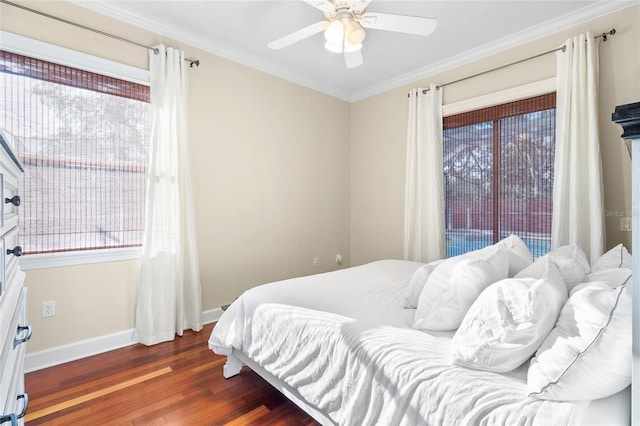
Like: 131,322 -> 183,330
335,254 -> 343,265
620,217 -> 632,232
42,301 -> 56,318
313,257 -> 320,267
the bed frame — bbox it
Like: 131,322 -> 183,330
224,350 -> 334,425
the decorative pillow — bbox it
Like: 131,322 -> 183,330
414,244 -> 509,331
452,258 -> 566,373
537,244 -> 590,291
403,261 -> 442,309
527,278 -> 632,401
591,243 -> 632,272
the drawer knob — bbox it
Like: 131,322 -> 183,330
7,246 -> 22,257
4,195 -> 20,207
13,325 -> 32,349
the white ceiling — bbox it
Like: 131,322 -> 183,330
74,0 -> 634,101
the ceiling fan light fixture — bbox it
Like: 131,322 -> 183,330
324,39 -> 343,53
345,21 -> 366,45
324,20 -> 344,43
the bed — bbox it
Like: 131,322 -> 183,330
208,246 -> 632,425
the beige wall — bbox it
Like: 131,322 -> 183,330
2,1 -> 638,354
351,5 -> 640,266
1,1 -> 351,353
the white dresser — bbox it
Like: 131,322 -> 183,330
0,131 -> 29,426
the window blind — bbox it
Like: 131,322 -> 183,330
0,50 -> 150,254
443,93 -> 556,258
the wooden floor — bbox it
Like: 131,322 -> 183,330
25,323 -> 319,425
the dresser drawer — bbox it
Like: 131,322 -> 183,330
0,271 -> 23,356
1,178 -> 19,234
0,153 -> 21,234
0,287 -> 29,423
1,343 -> 26,426
2,228 -> 20,290
0,237 -> 4,299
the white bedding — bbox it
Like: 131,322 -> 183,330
208,260 -> 593,425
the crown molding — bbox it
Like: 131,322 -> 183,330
72,0 -> 636,103
349,0 -> 638,102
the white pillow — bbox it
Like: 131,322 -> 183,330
583,267 -> 632,293
403,234 -> 527,309
527,278 -> 632,401
414,244 -> 509,331
500,234 -> 534,277
452,258 -> 567,373
516,255 -> 559,280
538,244 -> 590,291
591,243 -> 632,272
460,234 -> 532,277
406,246 -> 488,311
403,261 -> 442,309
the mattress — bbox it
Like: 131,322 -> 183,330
208,259 -> 629,425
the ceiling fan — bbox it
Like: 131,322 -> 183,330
267,0 -> 437,69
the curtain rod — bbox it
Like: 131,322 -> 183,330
410,29 -> 616,97
0,0 -> 200,68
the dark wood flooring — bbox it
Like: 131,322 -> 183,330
24,323 -> 320,425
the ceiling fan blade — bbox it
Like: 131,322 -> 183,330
302,0 -> 335,13
268,21 -> 330,50
359,12 -> 437,36
344,49 -> 363,69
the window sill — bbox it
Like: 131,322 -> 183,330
20,247 -> 142,270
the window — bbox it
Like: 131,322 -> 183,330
0,50 -> 150,257
443,93 -> 556,258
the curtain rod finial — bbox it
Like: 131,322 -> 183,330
190,59 -> 200,68
602,28 -> 616,42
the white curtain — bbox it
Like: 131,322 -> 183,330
404,83 -> 445,263
552,32 -> 604,264
134,45 -> 203,346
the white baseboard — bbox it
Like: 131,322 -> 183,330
25,307 -> 224,373
202,307 -> 224,325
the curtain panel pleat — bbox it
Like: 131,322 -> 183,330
134,45 -> 202,346
404,84 -> 445,263
551,32 -> 605,264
